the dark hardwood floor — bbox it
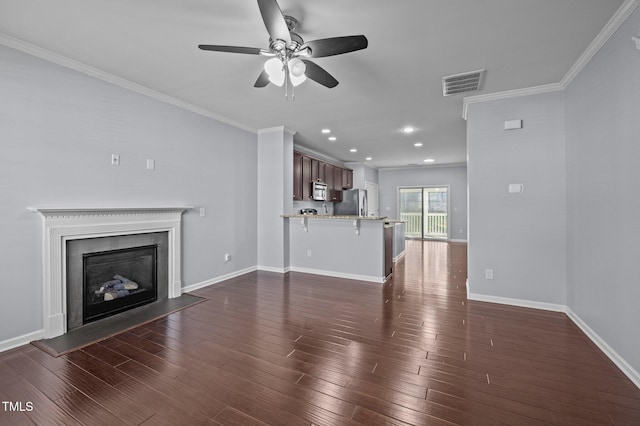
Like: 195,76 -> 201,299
2,240 -> 640,425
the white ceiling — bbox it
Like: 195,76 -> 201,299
0,0 -> 625,168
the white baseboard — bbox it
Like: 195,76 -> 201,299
288,266 -> 385,284
0,330 -> 44,353
566,308 -> 640,389
0,267 -> 258,354
467,288 -> 640,390
182,266 -> 257,293
6,267 -> 638,390
393,250 -> 406,262
448,238 -> 468,243
257,265 -> 290,273
467,292 -> 566,312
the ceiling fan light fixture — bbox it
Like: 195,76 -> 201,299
288,58 -> 306,77
290,73 -> 306,86
288,58 -> 307,86
264,57 -> 285,86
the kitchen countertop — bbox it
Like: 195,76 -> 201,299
282,214 -> 389,220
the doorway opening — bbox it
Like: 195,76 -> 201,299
399,186 -> 449,239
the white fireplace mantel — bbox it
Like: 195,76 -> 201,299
29,206 -> 191,338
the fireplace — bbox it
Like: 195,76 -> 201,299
83,245 -> 158,324
65,229 -> 170,330
29,207 -> 190,338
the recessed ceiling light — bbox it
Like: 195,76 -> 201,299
424,158 -> 435,163
365,157 -> 372,161
350,148 -> 358,153
328,136 -> 337,141
402,126 -> 415,134
414,142 -> 423,147
321,129 -> 331,134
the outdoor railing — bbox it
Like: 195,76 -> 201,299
401,212 -> 422,237
400,212 -> 448,238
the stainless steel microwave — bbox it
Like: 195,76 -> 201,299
312,181 -> 327,201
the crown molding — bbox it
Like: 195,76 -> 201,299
378,162 -> 467,172
462,83 -> 563,120
0,33 -> 258,134
560,0 -> 639,88
344,161 -> 380,171
257,126 -> 296,136
463,0 -> 640,120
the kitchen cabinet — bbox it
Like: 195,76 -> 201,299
293,151 -> 352,201
310,159 -> 321,183
293,152 -> 303,200
384,224 -> 394,278
325,164 -> 335,199
342,168 -> 353,189
331,166 -> 343,201
302,155 -> 312,200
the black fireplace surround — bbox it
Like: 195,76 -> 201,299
66,232 -> 169,331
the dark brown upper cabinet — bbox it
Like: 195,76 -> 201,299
293,151 -> 352,202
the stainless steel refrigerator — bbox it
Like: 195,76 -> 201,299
334,189 -> 368,216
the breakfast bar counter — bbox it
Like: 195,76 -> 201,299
282,214 -> 388,220
282,215 -> 392,283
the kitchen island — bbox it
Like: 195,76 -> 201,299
282,214 -> 400,283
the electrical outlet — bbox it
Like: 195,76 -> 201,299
111,154 -> 120,166
307,249 -> 312,257
485,269 -> 494,280
146,159 -> 155,170
199,208 -> 206,217
224,253 -> 231,262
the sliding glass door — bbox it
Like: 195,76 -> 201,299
399,187 -> 449,239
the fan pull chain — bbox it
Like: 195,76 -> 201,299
283,63 -> 295,101
283,61 -> 288,100
291,78 -> 295,101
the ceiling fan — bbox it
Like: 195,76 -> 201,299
198,0 -> 368,93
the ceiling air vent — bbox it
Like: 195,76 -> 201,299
442,69 -> 485,96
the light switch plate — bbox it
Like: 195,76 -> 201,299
504,119 -> 523,130
509,184 -> 524,193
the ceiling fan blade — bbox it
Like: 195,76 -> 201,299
257,0 -> 291,46
301,60 -> 338,88
301,35 -> 368,58
254,70 -> 270,87
198,45 -> 263,55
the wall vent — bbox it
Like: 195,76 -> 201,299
442,69 -> 485,96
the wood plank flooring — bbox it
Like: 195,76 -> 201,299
2,240 -> 640,425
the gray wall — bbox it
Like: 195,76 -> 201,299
466,92 -> 567,305
465,7 -> 640,379
378,165 -> 468,240
0,45 -> 258,343
565,7 -> 640,373
346,163 -> 379,189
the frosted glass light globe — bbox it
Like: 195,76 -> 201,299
264,58 -> 285,86
288,58 -> 306,77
